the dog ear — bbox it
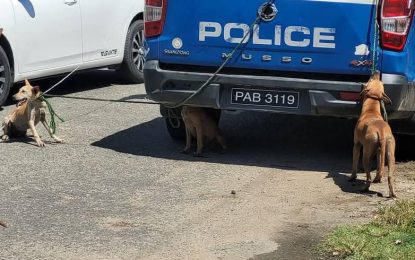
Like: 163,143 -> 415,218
359,89 -> 369,100
382,93 -> 392,105
24,79 -> 32,86
31,86 -> 40,96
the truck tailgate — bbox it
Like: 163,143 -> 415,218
158,0 -> 377,75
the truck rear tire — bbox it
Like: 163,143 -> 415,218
165,117 -> 186,140
164,107 -> 222,141
0,45 -> 11,106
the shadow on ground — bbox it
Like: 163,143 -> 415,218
90,112 -> 354,194
92,111 -> 415,195
92,112 -> 355,166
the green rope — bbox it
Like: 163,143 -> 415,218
370,1 -> 388,122
371,0 -> 380,74
38,94 -> 65,135
380,100 -> 388,122
163,1 -> 277,110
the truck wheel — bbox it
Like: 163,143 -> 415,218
165,117 -> 186,141
164,108 -> 222,141
0,45 -> 11,106
120,19 -> 145,83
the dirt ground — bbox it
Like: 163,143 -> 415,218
252,131 -> 415,260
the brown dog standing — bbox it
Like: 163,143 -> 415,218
1,79 -> 63,146
181,106 -> 227,156
351,72 -> 396,198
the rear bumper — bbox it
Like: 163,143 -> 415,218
144,60 -> 415,120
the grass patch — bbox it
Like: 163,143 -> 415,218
321,200 -> 415,259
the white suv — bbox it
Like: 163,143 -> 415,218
0,0 -> 145,105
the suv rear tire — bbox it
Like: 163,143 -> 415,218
120,19 -> 145,83
0,45 -> 11,106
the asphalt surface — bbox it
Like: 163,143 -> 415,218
1,70 -> 414,260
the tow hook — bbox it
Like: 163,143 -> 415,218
258,1 -> 278,22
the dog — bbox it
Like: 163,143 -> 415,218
350,72 -> 397,198
181,106 -> 227,156
1,79 -> 63,147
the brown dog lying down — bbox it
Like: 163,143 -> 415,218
181,106 -> 227,156
1,79 -> 63,147
351,72 -> 396,198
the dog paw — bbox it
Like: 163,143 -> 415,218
373,177 -> 382,183
219,147 -> 227,154
193,152 -> 204,157
36,140 -> 45,147
348,177 -> 357,182
182,149 -> 191,154
55,138 -> 64,143
388,194 -> 398,200
1,135 -> 9,142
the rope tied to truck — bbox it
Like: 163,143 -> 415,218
371,0 -> 380,75
164,13 -> 262,110
370,0 -> 388,122
164,0 -> 276,127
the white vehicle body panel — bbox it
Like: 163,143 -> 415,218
80,0 -> 141,63
12,0 -> 83,74
0,0 -> 144,83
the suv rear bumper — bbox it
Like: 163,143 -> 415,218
144,60 -> 415,120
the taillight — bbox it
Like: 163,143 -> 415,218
145,0 -> 167,38
380,0 -> 414,51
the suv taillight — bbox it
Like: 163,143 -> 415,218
380,0 -> 414,51
145,0 -> 167,38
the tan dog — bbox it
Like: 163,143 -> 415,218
181,106 -> 227,156
1,79 -> 63,147
351,72 -> 396,198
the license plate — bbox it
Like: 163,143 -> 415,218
231,88 -> 300,108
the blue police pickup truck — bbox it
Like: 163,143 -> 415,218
144,0 -> 415,138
